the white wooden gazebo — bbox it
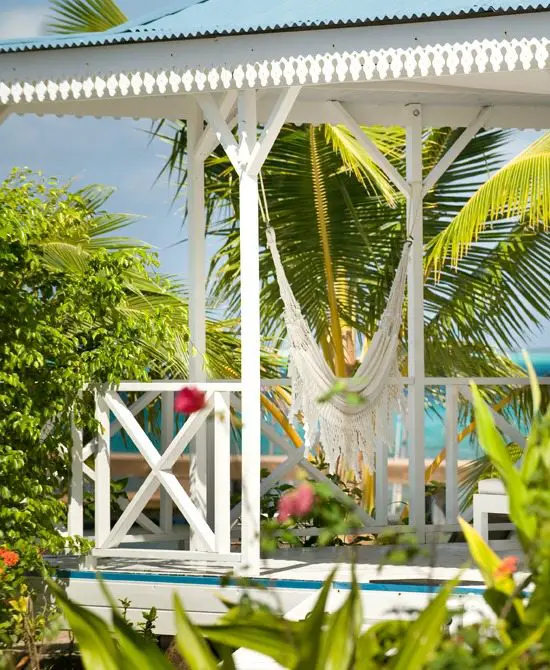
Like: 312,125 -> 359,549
2,1 -> 549,591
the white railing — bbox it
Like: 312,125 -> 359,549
68,376 -> 550,570
69,382 -> 244,567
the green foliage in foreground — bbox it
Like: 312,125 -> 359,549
46,375 -> 550,668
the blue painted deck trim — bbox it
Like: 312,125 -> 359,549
58,569 -> 487,595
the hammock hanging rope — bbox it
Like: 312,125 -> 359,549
266,224 -> 409,474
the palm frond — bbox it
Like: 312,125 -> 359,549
427,130 -> 550,274
47,0 -> 127,34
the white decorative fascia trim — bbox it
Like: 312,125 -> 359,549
1,37 -> 549,105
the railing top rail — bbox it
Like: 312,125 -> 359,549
84,376 -> 550,392
110,381 -> 243,392
425,376 -> 550,386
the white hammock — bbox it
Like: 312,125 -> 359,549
266,225 -> 409,474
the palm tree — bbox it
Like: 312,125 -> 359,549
46,0 -> 550,503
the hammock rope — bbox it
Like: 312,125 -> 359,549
266,224 -> 409,474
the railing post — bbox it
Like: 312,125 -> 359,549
375,438 -> 388,526
160,392 -> 174,534
214,392 -> 231,553
94,388 -> 111,548
406,103 -> 426,541
68,403 -> 84,537
445,385 -> 459,524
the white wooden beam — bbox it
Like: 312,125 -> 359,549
187,100 -> 209,551
103,391 -> 160,471
196,93 -> 240,171
444,385 -> 459,524
94,390 -> 111,548
246,86 -> 301,177
82,390 -> 159,460
81,461 -> 164,536
422,106 -> 492,197
375,437 -> 389,526
326,100 -> 411,198
405,103 -> 426,542
214,392 -> 231,553
238,89 -> 262,574
157,471 -> 216,551
104,473 -> 160,548
160,391 -> 174,533
196,91 -> 238,159
68,410 -> 84,537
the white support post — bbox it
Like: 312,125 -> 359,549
160,392 -> 174,534
214,392 -> 231,553
444,385 -> 459,524
405,104 -> 426,541
375,438 -> 389,526
187,100 -> 209,551
94,389 -> 111,548
238,89 -> 262,574
68,407 -> 84,537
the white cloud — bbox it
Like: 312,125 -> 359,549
0,7 -> 47,39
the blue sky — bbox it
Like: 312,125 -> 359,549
0,0 -> 548,349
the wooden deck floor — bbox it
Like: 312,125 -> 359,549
50,539 -> 523,638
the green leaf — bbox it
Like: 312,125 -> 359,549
357,620 -> 410,667
296,569 -> 336,668
51,581 -> 122,670
494,618 -> 548,669
316,568 -> 362,670
202,615 -> 299,668
458,518 -> 525,624
390,578 -> 458,670
173,595 -> 219,670
523,349 -> 541,414
428,130 -> 550,275
458,518 -> 514,594
97,578 -> 173,670
47,0 -> 127,34
470,383 -> 536,542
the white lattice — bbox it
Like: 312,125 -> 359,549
1,38 -> 549,105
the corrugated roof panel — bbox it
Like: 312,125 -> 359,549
1,0 -> 548,53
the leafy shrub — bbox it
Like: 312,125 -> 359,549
0,170 -> 175,648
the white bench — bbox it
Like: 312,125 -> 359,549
473,479 -> 509,542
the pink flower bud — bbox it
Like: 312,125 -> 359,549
277,483 -> 315,523
175,387 -> 207,414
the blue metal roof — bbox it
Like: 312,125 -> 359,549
0,0 -> 548,54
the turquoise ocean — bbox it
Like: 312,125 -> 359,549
112,349 -> 550,461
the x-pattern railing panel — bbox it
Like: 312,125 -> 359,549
101,390 -> 217,550
72,391 -> 165,537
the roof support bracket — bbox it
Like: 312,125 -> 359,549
326,100 -> 411,198
195,91 -> 238,161
196,92 -> 241,171
246,86 -> 301,177
195,87 -> 301,177
422,106 -> 492,197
